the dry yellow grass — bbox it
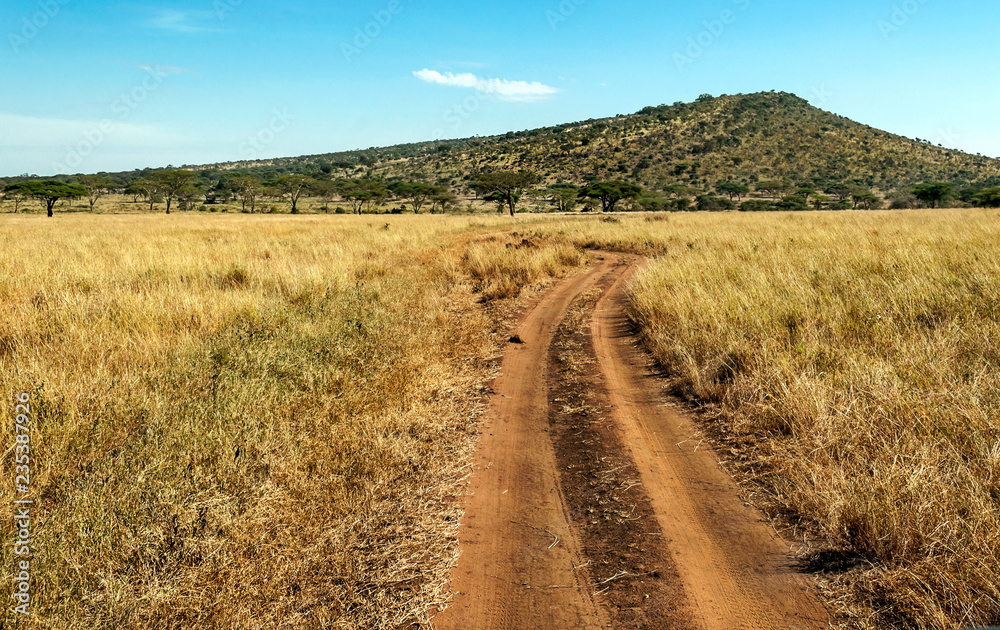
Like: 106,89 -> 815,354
0,213 -> 582,629
528,209 -> 1000,629
7,206 -> 997,629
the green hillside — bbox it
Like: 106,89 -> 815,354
200,91 -> 1000,193
6,91 -> 1000,212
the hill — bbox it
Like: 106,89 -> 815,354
5,91 -> 1000,210
192,91 -> 1000,194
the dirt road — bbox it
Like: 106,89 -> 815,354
434,253 -> 831,630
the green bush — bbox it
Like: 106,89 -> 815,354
696,195 -> 736,212
739,200 -> 777,212
775,195 -> 809,211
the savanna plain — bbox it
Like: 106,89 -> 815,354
1,208 -> 998,630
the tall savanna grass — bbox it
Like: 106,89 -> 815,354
532,210 -> 1000,629
0,214 -> 580,629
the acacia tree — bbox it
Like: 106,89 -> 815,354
756,180 -> 789,198
475,170 -> 539,216
578,180 -> 643,213
914,183 -> 954,209
363,181 -> 390,214
825,185 -> 852,201
4,188 -> 27,213
341,185 -> 370,214
131,179 -> 163,211
4,181 -> 87,217
977,187 -> 1000,208
124,182 -> 147,204
430,190 -> 459,214
547,183 -> 579,212
268,174 -> 313,214
852,191 -> 881,210
717,182 -> 750,201
338,180 -> 389,214
230,175 -> 261,213
389,182 -> 441,214
79,175 -> 115,212
149,170 -> 198,214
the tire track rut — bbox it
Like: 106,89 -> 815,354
435,252 -> 832,630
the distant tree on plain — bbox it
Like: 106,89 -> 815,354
124,182 -> 147,204
913,182 -> 955,209
78,175 -> 115,212
797,187 -> 817,204
578,180 -> 643,213
3,187 -> 27,213
430,190 -> 459,214
340,180 -> 390,214
717,182 -> 750,201
475,170 -> 539,216
230,176 -> 262,213
756,180 -> 789,198
851,191 -> 882,210
267,174 -> 314,214
546,183 -> 579,212
149,170 -> 198,214
389,182 -> 441,214
3,180 -> 87,217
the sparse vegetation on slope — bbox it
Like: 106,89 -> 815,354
5,92 -> 1000,216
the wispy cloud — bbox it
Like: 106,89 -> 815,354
0,112 -> 184,149
148,9 -> 220,34
413,69 -> 558,102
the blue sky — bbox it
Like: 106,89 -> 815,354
1,0 -> 997,176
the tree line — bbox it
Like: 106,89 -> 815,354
4,169 -> 1000,217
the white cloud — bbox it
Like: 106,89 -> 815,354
148,9 -> 220,34
413,69 -> 558,102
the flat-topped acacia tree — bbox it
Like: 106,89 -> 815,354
474,170 -> 539,216
3,181 -> 88,217
267,174 -> 314,214
578,180 -> 643,213
148,170 -> 198,214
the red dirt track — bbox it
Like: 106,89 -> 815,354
434,253 -> 831,630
